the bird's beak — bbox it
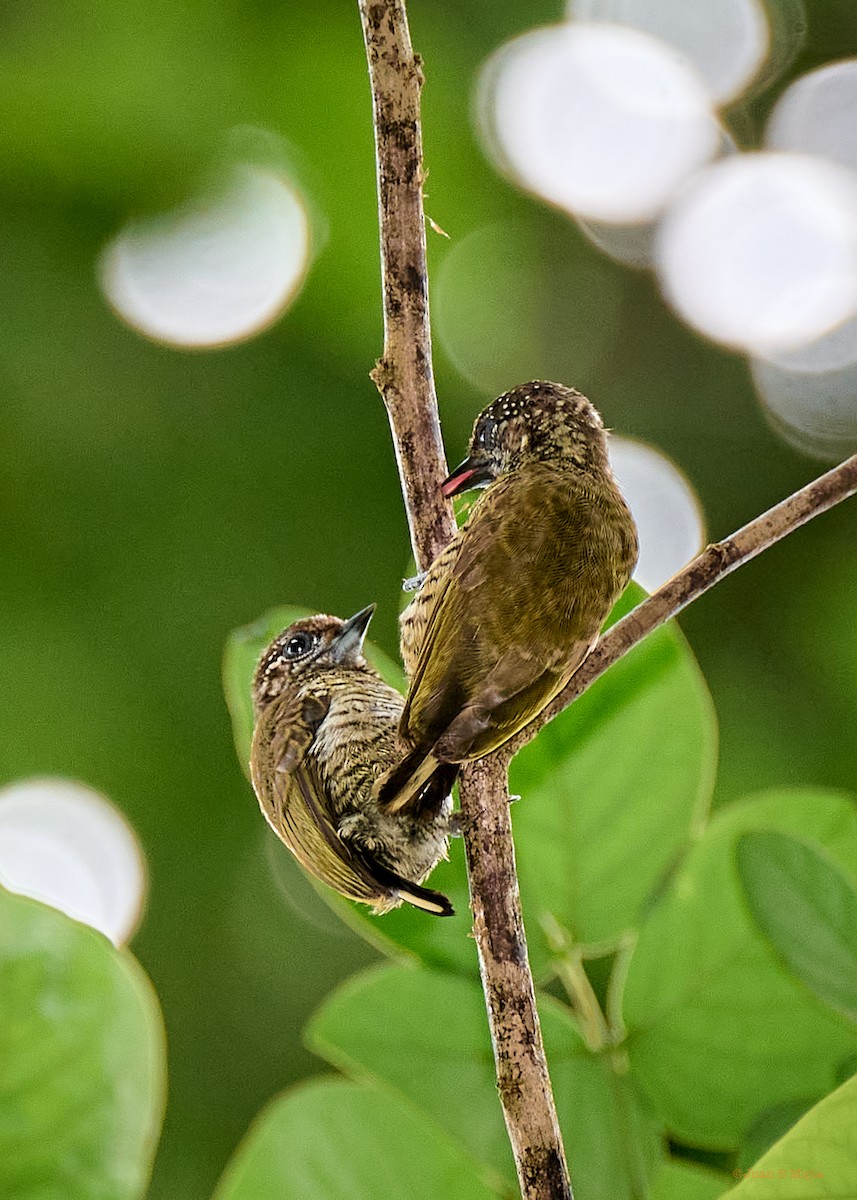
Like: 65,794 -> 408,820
441,456 -> 493,498
333,604 -> 376,661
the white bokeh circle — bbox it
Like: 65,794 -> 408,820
767,60 -> 857,176
656,152 -> 857,354
751,352 -> 857,462
100,164 -> 311,348
569,0 -> 769,104
574,127 -> 737,269
0,778 -> 147,946
756,313 -> 857,374
479,23 -> 719,223
609,437 -> 705,592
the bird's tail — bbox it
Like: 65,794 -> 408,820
412,762 -> 460,820
374,745 -> 443,814
361,856 -> 454,916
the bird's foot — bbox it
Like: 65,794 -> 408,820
402,570 -> 428,593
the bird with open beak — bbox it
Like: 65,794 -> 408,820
377,380 -> 639,814
250,606 -> 454,915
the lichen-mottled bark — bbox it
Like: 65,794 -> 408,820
359,0 -> 455,571
506,451 -> 857,758
358,3 -> 573,1198
460,756 -> 572,1200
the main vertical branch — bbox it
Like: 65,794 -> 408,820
460,755 -> 573,1200
358,3 -> 573,1197
359,0 -> 455,570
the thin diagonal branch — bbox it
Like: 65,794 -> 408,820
505,451 -> 857,761
358,3 -> 573,1198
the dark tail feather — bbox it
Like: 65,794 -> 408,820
411,762 -> 460,820
359,855 -> 454,916
374,743 -> 433,811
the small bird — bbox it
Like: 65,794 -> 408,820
379,380 -> 639,812
250,605 -> 454,916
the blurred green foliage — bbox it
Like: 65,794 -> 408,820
3,0 -> 857,1196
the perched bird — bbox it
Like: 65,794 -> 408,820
250,605 -> 454,916
379,380 -> 639,812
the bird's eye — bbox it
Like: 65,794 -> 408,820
283,632 -> 317,660
476,420 -> 496,451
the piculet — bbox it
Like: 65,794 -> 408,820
250,606 -> 454,915
377,380 -> 639,813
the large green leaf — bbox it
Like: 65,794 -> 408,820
212,1076 -> 502,1200
737,830 -> 857,1025
624,791 -> 857,1148
722,1073 -> 857,1198
512,584 -> 717,968
305,964 -> 515,1183
0,886 -> 166,1200
306,962 -> 662,1200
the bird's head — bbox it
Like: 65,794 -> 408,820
252,605 -> 376,706
441,381 -> 609,497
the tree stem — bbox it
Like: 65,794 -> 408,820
358,0 -> 455,571
358,3 -> 572,1197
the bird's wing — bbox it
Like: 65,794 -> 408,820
401,469 -> 609,761
253,694 -> 454,914
253,693 -> 390,906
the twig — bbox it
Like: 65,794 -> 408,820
505,451 -> 857,759
358,3 -> 573,1198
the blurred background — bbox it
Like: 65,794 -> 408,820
2,0 -> 857,1195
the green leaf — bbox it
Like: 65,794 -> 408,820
736,830 -> 857,1025
306,962 -> 662,1200
223,604 -> 406,775
0,886 -> 166,1200
722,1072 -> 857,1198
305,964 -> 514,1183
212,1077 -> 502,1200
650,1159 -> 730,1200
512,583 -> 717,965
624,791 -> 857,1148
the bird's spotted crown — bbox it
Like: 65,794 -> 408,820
474,381 -> 609,473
